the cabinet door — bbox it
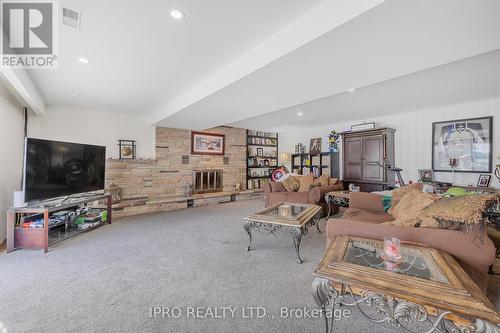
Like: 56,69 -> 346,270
344,138 -> 363,180
363,136 -> 384,182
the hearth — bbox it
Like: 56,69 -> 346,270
193,170 -> 223,194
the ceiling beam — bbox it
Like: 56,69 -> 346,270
148,0 -> 386,126
0,67 -> 45,115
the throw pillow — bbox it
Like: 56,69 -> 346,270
282,176 -> 300,192
389,183 -> 424,215
417,194 -> 498,228
269,182 -> 284,192
294,174 -> 315,192
314,174 -> 330,187
388,191 -> 440,227
329,178 -> 339,186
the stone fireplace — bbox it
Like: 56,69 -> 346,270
193,169 -> 223,194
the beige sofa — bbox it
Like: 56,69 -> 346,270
264,181 -> 344,217
326,191 -> 496,292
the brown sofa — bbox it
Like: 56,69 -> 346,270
264,181 -> 344,216
326,192 -> 496,292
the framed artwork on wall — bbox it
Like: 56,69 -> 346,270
477,174 -> 491,187
309,138 -> 322,155
191,131 -> 225,155
432,116 -> 493,173
418,169 -> 433,183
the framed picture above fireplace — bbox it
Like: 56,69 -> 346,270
191,131 -> 225,155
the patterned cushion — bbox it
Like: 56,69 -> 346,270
282,176 -> 300,192
314,174 -> 330,187
417,194 -> 498,228
269,182 -> 284,192
329,178 -> 339,186
388,183 -> 424,215
294,174 -> 314,192
388,191 -> 440,227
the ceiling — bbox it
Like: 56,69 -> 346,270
154,0 -> 500,129
229,49 -> 500,131
24,0 -> 500,130
27,0 -> 323,113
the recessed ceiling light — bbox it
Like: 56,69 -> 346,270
347,88 -> 356,93
170,9 -> 185,20
78,57 -> 90,64
297,112 -> 304,116
69,91 -> 79,97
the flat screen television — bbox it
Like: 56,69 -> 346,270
24,138 -> 106,202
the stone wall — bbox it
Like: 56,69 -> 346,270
105,126 -> 247,217
155,126 -> 247,193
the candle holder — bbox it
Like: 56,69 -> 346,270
383,237 -> 402,261
278,205 -> 291,217
448,158 -> 459,185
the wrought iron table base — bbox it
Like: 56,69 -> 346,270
325,195 -> 349,219
311,277 -> 500,333
244,213 -> 321,264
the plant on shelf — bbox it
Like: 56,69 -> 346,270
328,130 -> 341,153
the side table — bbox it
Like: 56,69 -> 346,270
325,191 -> 350,219
312,236 -> 500,333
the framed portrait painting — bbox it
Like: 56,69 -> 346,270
191,132 -> 225,155
432,116 -> 493,173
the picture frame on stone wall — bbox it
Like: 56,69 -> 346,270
191,131 -> 225,155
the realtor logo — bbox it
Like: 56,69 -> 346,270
1,0 -> 58,68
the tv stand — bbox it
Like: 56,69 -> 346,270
6,194 -> 112,253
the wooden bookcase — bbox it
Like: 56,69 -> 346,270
246,130 -> 278,190
291,152 -> 340,178
6,194 -> 112,253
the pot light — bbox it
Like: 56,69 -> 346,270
170,9 -> 185,20
297,112 -> 304,116
78,57 -> 90,64
347,88 -> 356,93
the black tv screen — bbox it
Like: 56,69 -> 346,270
24,138 -> 106,202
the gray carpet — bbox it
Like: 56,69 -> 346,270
0,200 -> 419,332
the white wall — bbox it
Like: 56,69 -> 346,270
0,84 -> 25,242
279,98 -> 500,188
28,106 -> 156,159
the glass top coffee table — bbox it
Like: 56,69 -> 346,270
312,236 -> 500,333
244,202 -> 322,263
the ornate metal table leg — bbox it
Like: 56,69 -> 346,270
292,228 -> 304,264
312,212 -> 322,234
474,319 -> 500,333
325,195 -> 332,219
243,222 -> 253,251
312,277 -> 336,333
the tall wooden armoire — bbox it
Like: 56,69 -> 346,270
342,128 -> 396,192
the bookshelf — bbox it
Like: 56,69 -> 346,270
291,152 -> 340,178
246,130 -> 278,190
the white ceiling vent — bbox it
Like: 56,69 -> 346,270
63,8 -> 81,29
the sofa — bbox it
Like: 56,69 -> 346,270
264,180 -> 344,216
326,191 -> 496,292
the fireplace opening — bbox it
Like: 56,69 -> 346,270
193,170 -> 223,194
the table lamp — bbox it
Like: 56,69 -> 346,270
279,153 -> 291,173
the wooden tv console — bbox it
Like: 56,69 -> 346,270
6,194 -> 112,253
